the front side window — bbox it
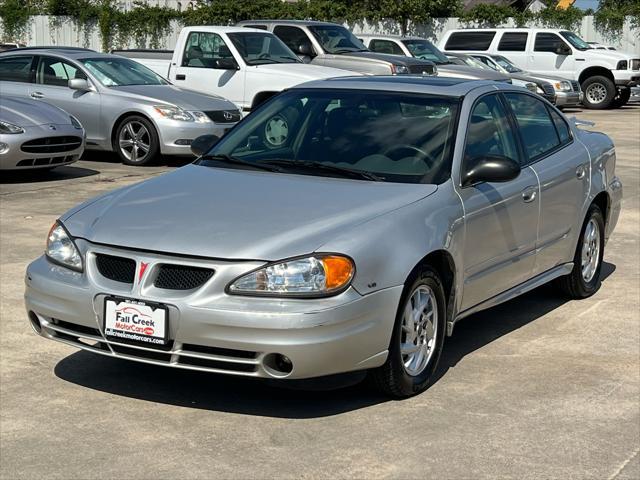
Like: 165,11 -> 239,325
401,39 -> 449,64
273,26 -> 314,56
534,33 -> 569,53
491,55 -> 522,73
498,32 -> 528,52
0,56 -> 34,83
200,89 -> 460,184
80,57 -> 167,86
369,39 -> 404,56
445,32 -> 496,51
473,55 -> 499,71
182,31 -> 235,68
308,25 -> 367,54
37,57 -> 86,87
227,32 -> 301,65
464,94 -> 520,172
505,93 -> 560,160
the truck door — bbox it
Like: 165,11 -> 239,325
528,33 -> 575,78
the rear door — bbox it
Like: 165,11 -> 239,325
0,54 -> 36,98
496,32 -> 529,70
504,92 -> 589,274
31,55 -> 102,142
458,93 -> 540,310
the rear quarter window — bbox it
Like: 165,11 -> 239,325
498,32 -> 528,52
445,32 -> 496,51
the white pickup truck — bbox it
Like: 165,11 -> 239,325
115,26 -> 354,113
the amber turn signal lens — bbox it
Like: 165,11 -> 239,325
321,256 -> 354,291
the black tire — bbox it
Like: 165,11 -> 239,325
114,115 -> 160,166
370,266 -> 446,398
611,88 -> 631,108
555,204 -> 605,299
581,76 -> 616,109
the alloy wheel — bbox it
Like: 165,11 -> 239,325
581,218 -> 601,283
400,285 -> 438,377
118,121 -> 151,163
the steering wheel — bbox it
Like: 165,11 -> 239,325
382,144 -> 436,168
258,53 -> 271,59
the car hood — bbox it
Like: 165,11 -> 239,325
62,164 -> 437,260
584,49 -> 636,61
109,85 -> 238,111
252,62 -> 356,80
518,71 -> 572,83
0,97 -> 72,127
345,51 -> 433,67
436,64 -> 509,81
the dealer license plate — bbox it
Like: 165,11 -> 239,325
104,297 -> 168,346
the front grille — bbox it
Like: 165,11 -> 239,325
95,254 -> 136,284
15,155 -> 76,167
21,136 -> 82,153
182,343 -> 258,359
631,59 -> 639,71
204,110 -> 241,123
408,64 -> 436,75
571,80 -> 580,92
154,264 -> 214,290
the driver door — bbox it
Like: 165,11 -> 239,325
528,33 -> 575,77
458,93 -> 540,310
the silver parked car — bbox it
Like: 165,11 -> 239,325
0,48 -> 241,165
25,77 -> 622,397
1,96 -> 85,170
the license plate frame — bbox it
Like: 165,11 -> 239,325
103,296 -> 169,346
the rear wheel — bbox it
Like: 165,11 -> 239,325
370,267 -> 446,398
581,76 -> 616,109
555,204 -> 605,298
114,116 -> 159,166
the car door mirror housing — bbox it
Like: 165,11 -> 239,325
555,45 -> 572,56
191,134 -> 220,157
68,78 -> 91,91
215,58 -> 240,70
298,43 -> 313,56
462,155 -> 521,187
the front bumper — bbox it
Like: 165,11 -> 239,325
155,118 -> 236,156
555,91 -> 582,107
613,70 -> 640,87
0,124 -> 85,170
25,246 -> 402,380
605,176 -> 623,242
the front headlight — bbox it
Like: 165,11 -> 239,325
70,115 -> 83,130
46,222 -> 83,272
154,105 -> 194,122
191,111 -> 212,123
228,254 -> 355,297
393,65 -> 410,74
554,81 -> 572,92
0,120 -> 24,134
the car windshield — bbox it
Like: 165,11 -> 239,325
492,55 -> 522,73
308,25 -> 367,54
227,32 -> 302,65
402,39 -> 450,64
199,89 -> 460,184
560,31 -> 590,51
80,57 -> 168,86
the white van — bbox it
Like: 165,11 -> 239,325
439,28 -> 640,109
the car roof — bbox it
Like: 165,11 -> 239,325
446,27 -> 568,33
358,34 -> 426,41
292,75 -> 510,96
239,20 -> 341,27
181,25 -> 270,34
0,49 -> 136,62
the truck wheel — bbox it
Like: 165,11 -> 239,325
582,76 -> 616,109
370,266 -> 446,398
611,87 -> 631,108
114,116 -> 159,166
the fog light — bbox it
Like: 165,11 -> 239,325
175,139 -> 193,145
0,142 -> 9,154
28,311 -> 42,334
263,352 -> 294,376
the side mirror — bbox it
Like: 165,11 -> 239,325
555,45 -> 572,56
216,57 -> 239,70
462,155 -> 521,187
190,134 -> 220,157
297,43 -> 313,56
68,78 -> 91,91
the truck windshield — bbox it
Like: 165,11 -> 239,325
492,55 -> 522,73
560,31 -> 590,51
80,57 -> 168,86
308,25 -> 368,54
402,40 -> 450,64
227,32 -> 302,65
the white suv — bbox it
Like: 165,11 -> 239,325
439,28 -> 640,109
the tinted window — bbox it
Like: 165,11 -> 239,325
402,39 -> 449,63
505,93 -> 560,160
534,33 -> 567,53
37,57 -> 86,87
308,25 -> 367,54
464,94 -> 520,171
498,32 -> 528,51
245,25 -> 267,30
0,56 -> 33,83
369,39 -> 404,56
548,107 -> 571,144
204,90 -> 460,184
273,26 -> 313,55
182,31 -> 234,68
445,32 -> 496,51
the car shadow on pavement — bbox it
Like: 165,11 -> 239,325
1,165 -> 99,184
54,262 -> 615,418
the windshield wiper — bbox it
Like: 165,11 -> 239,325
200,154 -> 283,173
257,159 -> 383,181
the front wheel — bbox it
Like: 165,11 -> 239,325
114,116 -> 160,166
370,267 -> 446,398
581,76 -> 616,109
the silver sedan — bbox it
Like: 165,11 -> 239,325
1,96 -> 85,170
0,48 -> 241,165
25,77 -> 622,397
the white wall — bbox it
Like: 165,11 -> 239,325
3,15 -> 639,55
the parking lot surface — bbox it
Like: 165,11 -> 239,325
1,107 -> 638,479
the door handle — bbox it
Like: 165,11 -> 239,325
576,164 -> 587,179
522,187 -> 537,203
175,74 -> 186,80
30,92 -> 44,99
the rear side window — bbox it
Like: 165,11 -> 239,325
534,33 -> 566,53
548,108 -> 571,144
505,93 -> 560,160
369,39 -> 404,55
498,33 -> 528,52
0,56 -> 33,83
445,32 -> 496,51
